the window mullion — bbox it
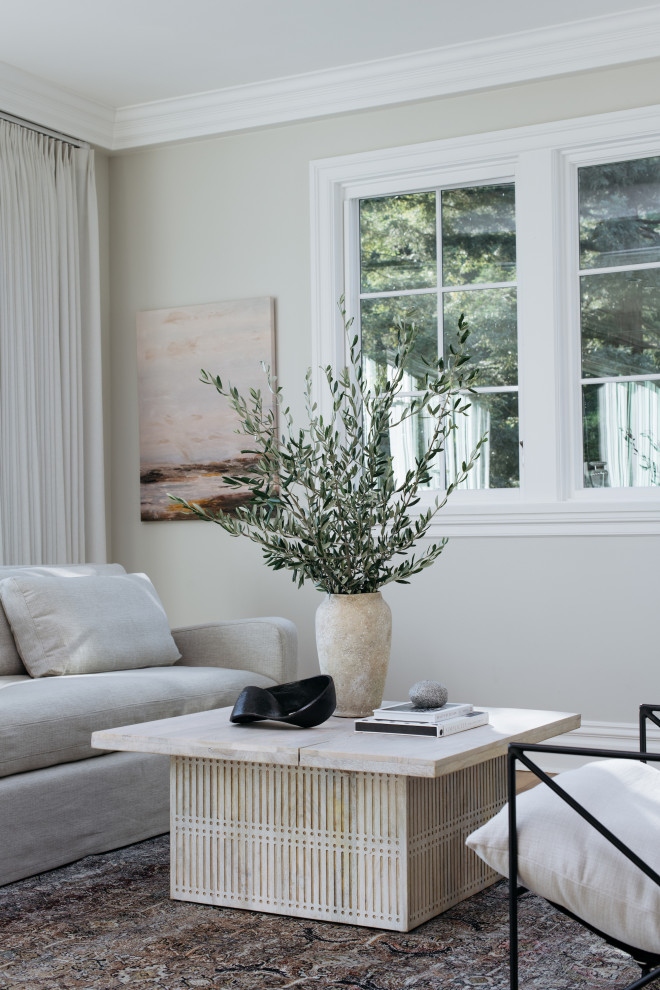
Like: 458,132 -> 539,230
344,197 -> 361,364
515,148 -> 563,501
436,188 -> 447,491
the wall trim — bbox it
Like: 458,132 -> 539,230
2,6 -> 660,150
525,719 -> 660,773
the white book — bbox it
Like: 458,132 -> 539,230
372,701 -> 473,723
355,710 -> 489,738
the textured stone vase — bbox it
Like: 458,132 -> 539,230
315,592 -> 392,717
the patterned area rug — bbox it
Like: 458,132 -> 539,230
0,836 -> 640,990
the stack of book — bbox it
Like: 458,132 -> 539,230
354,701 -> 489,737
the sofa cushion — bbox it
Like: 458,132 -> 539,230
0,675 -> 31,689
466,758 -> 660,955
0,665 -> 277,777
0,572 -> 180,677
0,564 -> 127,676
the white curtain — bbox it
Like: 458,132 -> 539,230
387,367 -> 443,489
367,357 -> 491,490
445,394 -> 490,490
0,119 -> 106,564
598,380 -> 660,487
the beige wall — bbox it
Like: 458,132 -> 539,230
108,60 -> 660,724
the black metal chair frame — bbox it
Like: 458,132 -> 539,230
508,704 -> 660,990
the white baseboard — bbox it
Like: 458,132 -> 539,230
520,719 -> 660,773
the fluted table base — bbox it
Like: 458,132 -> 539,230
170,754 -> 506,931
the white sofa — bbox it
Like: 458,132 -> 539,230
0,563 -> 297,886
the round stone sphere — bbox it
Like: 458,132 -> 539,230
409,680 -> 449,709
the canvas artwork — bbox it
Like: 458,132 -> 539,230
137,297 -> 275,520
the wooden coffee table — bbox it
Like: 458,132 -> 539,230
92,705 -> 579,931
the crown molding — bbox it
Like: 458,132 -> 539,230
2,6 -> 660,150
0,61 -> 114,149
111,5 -> 660,149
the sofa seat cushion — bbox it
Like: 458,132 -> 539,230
0,666 -> 276,777
0,675 -> 32,689
0,564 -> 127,676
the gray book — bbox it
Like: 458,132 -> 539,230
372,701 -> 473,723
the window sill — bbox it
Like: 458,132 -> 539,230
422,494 -> 660,537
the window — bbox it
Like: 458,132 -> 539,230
578,156 -> 660,489
311,104 -> 660,533
357,184 -> 519,490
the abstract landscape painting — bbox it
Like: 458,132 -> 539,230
137,297 -> 275,520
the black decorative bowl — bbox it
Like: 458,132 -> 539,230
230,675 -> 336,728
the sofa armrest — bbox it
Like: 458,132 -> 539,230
171,617 -> 297,685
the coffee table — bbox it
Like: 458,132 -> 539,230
92,705 -> 579,931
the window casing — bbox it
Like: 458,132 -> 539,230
310,104 -> 660,535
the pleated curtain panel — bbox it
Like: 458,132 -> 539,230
0,118 -> 106,565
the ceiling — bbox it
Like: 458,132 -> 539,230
1,0 -> 660,149
0,0 -> 654,108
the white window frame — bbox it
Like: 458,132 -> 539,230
310,103 -> 660,536
560,142 -> 660,506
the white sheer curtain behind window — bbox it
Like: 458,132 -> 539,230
445,398 -> 490,490
599,380 -> 660,487
0,118 -> 106,564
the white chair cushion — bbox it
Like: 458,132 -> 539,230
0,572 -> 180,676
466,758 -> 660,954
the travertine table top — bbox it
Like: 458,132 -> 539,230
92,705 -> 580,778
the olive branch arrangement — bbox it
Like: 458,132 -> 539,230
170,308 -> 486,594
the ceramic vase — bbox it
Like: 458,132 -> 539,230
315,592 -> 392,717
